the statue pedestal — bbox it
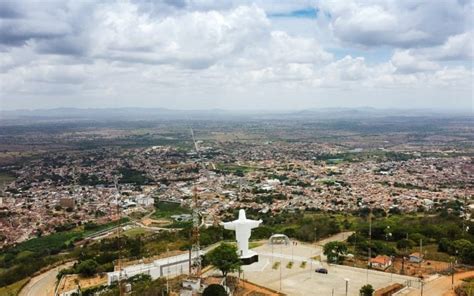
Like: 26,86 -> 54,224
240,250 -> 259,265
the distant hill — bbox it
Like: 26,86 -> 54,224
0,107 -> 470,125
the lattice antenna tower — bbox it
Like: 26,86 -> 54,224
113,175 -> 125,296
189,127 -> 203,277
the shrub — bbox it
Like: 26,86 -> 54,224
203,284 -> 227,296
360,284 -> 374,296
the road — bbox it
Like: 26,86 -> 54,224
19,262 -> 74,296
316,231 -> 353,246
18,231 -> 352,296
405,270 -> 474,296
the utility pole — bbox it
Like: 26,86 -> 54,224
420,238 -> 422,255
166,247 -> 170,294
405,233 -> 409,254
279,242 -> 283,292
291,240 -> 294,262
419,238 -> 423,268
451,259 -> 455,289
271,234 -> 274,264
279,260 -> 282,292
367,207 -> 372,283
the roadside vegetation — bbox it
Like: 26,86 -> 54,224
0,277 -> 29,296
0,218 -> 128,287
344,212 -> 474,265
0,207 -> 472,290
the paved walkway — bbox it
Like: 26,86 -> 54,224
241,232 -> 416,296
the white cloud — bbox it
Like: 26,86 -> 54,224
89,3 -> 270,69
390,50 -> 440,73
430,32 -> 474,61
0,0 -> 472,110
318,0 -> 471,48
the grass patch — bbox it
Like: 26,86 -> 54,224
82,218 -> 130,237
9,218 -> 129,254
163,221 -> 193,229
311,255 -> 321,261
122,227 -> 150,238
413,244 -> 452,262
0,278 -> 30,296
272,262 -> 281,270
249,241 -> 263,249
151,201 -> 191,219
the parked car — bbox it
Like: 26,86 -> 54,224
315,268 -> 328,274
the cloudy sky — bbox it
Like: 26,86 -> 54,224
0,0 -> 472,111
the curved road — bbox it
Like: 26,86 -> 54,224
17,231 -> 352,296
19,262 -> 74,296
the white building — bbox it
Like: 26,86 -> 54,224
107,252 -> 202,285
136,196 -> 154,207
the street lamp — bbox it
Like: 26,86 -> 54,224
385,226 -> 392,241
291,239 -> 294,262
345,278 -> 350,296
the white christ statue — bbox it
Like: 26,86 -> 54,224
221,209 -> 262,260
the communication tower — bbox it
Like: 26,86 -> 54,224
189,127 -> 202,278
114,176 -> 126,296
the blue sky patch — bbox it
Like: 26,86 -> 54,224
269,7 -> 318,19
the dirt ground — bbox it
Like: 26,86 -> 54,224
141,217 -> 171,226
405,271 -> 474,296
392,258 -> 451,277
233,279 -> 283,296
57,274 -> 107,294
345,257 -> 452,278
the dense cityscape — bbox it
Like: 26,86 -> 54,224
1,0 -> 473,295
1,115 -> 472,249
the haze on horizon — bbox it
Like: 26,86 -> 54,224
0,0 -> 473,111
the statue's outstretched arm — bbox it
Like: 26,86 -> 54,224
248,219 -> 263,229
220,221 -> 236,230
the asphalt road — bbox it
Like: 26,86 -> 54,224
19,262 -> 74,296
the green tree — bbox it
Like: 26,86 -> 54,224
360,284 -> 374,296
203,284 -> 228,296
438,238 -> 451,252
397,239 -> 415,251
323,241 -> 347,263
451,239 -> 474,264
460,244 -> 474,265
76,259 -> 99,277
205,243 -> 241,277
347,233 -> 366,245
